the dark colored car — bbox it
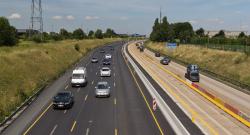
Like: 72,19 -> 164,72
53,91 -> 74,109
155,52 -> 161,57
160,57 -> 171,65
185,64 -> 200,82
103,59 -> 111,65
139,46 -> 144,52
91,57 -> 98,63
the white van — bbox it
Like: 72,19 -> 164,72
71,67 -> 87,87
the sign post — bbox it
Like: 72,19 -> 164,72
153,98 -> 157,111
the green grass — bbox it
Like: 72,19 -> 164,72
0,39 -> 120,122
146,42 -> 250,87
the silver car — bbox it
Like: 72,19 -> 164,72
95,81 -> 111,97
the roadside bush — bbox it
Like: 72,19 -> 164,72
31,35 -> 43,43
74,44 -> 80,52
0,17 -> 18,46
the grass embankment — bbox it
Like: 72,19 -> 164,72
0,39 -> 120,122
146,42 -> 250,87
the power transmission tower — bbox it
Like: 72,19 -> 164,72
30,0 -> 43,38
159,7 -> 162,23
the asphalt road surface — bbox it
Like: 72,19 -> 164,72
2,42 -> 175,135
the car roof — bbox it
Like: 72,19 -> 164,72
97,81 -> 108,85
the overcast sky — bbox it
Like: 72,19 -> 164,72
1,0 -> 250,35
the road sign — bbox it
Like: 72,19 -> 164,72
153,98 -> 157,111
166,43 -> 177,49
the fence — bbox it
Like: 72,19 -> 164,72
182,37 -> 250,54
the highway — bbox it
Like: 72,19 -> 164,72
143,46 -> 250,116
2,41 -> 180,135
128,42 -> 250,135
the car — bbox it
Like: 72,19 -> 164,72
160,57 -> 171,65
105,54 -> 112,59
185,64 -> 200,82
155,52 -> 161,57
100,67 -> 111,77
139,46 -> 144,52
91,57 -> 98,63
103,59 -> 111,65
110,47 -> 114,51
95,81 -> 111,97
53,91 -> 74,109
100,49 -> 105,53
71,67 -> 87,87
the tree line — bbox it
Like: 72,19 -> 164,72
150,16 -> 250,46
0,17 -> 121,46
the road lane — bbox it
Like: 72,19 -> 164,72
128,42 -> 250,134
14,41 -> 173,135
144,47 -> 250,116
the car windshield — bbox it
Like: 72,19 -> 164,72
54,93 -> 70,100
102,69 -> 109,71
97,84 -> 108,89
191,73 -> 199,76
72,74 -> 84,79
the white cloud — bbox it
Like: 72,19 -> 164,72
52,16 -> 63,20
8,13 -> 21,19
241,25 -> 249,29
235,11 -> 242,14
188,20 -> 198,24
85,16 -> 100,20
120,16 -> 128,21
66,15 -> 75,20
206,18 -> 224,24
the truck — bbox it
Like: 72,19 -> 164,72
71,67 -> 87,87
185,64 -> 200,82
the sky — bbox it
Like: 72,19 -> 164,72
0,0 -> 250,35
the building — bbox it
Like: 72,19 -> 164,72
205,30 -> 248,38
16,29 -> 39,36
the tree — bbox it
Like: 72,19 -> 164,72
95,29 -> 103,39
72,28 -> 86,40
59,28 -> 69,39
88,30 -> 94,38
173,22 -> 194,42
104,28 -> 117,38
150,18 -> 160,41
0,17 -> 18,46
213,30 -> 225,38
159,16 -> 170,42
238,32 -> 246,38
196,28 -> 205,37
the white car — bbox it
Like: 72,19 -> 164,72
105,54 -> 112,59
71,67 -> 87,87
100,67 -> 111,77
